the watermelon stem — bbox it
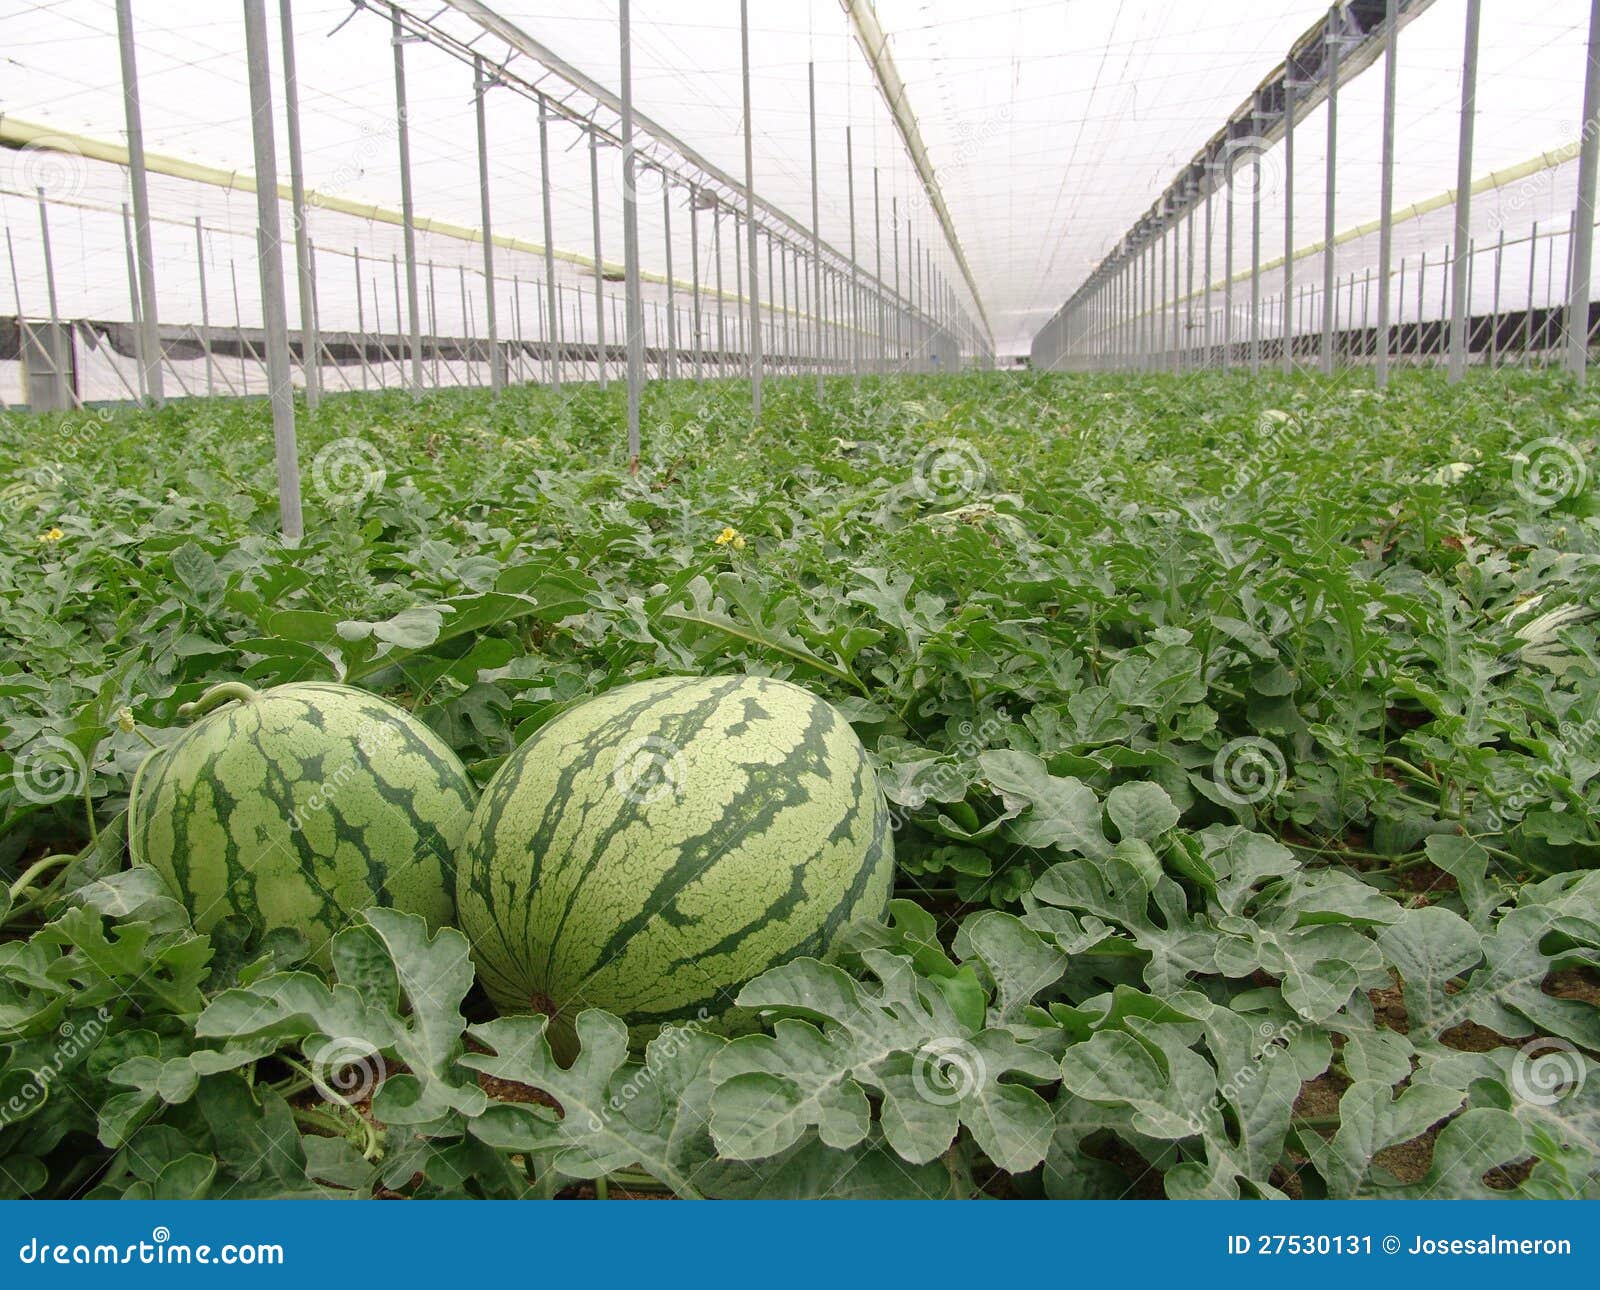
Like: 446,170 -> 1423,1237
178,681 -> 260,720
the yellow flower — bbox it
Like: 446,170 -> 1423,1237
37,527 -> 64,544
714,526 -> 746,550
116,707 -> 137,734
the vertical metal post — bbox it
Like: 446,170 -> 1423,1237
740,0 -> 762,414
779,238 -> 790,372
663,181 -> 678,379
1203,188 -> 1213,366
353,247 -> 371,390
232,258 -> 249,389
1322,13 -> 1340,375
1491,227 -> 1505,365
474,56 -> 504,391
278,0 -> 319,408
391,11 -> 422,393
193,217 -> 214,398
873,168 -> 883,373
427,260 -> 439,386
115,0 -> 163,405
243,0 -> 302,541
892,196 -> 902,369
121,203 -> 147,400
734,213 -> 745,355
589,134 -> 607,388
1567,0 -> 1600,377
1375,0 -> 1398,387
714,205 -> 726,370
1250,144 -> 1262,374
1449,0 -> 1482,382
689,187 -> 702,379
37,194 -> 70,407
620,0 -> 643,462
846,126 -> 859,376
1224,181 -> 1235,372
537,94 -> 561,391
1283,72 -> 1296,373
809,62 -> 823,395
1526,222 -> 1539,361
1184,207 -> 1195,369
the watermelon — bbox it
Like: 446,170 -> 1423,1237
128,680 -> 473,961
456,674 -> 893,1044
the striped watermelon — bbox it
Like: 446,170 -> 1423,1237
456,674 -> 893,1045
128,681 -> 473,962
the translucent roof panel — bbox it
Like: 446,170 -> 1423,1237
0,0 -> 1594,366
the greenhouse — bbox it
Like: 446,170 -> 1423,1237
0,0 -> 1597,1213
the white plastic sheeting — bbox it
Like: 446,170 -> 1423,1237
0,0 -> 1594,386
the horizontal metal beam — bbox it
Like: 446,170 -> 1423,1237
1044,0 -> 1438,328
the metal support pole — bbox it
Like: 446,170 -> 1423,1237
279,0 -> 319,408
589,134 -> 607,388
474,56 -> 504,391
740,0 -> 762,414
714,205 -> 726,369
1491,227 -> 1505,365
1283,73 -> 1296,373
1184,206 -> 1195,370
846,126 -> 859,377
663,181 -> 677,379
620,0 -> 643,462
809,62 -> 823,396
194,217 -> 214,398
1224,183 -> 1235,372
391,11 -> 423,393
537,94 -> 561,391
1250,149 -> 1262,373
1376,0 -> 1398,387
690,188 -> 702,379
1449,0 -> 1482,382
354,246 -> 372,390
891,196 -> 901,369
115,0 -> 163,405
243,0 -> 302,541
1566,0 -> 1600,376
121,203 -> 147,400
1203,189 -> 1213,366
873,168 -> 883,373
1322,14 -> 1340,375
